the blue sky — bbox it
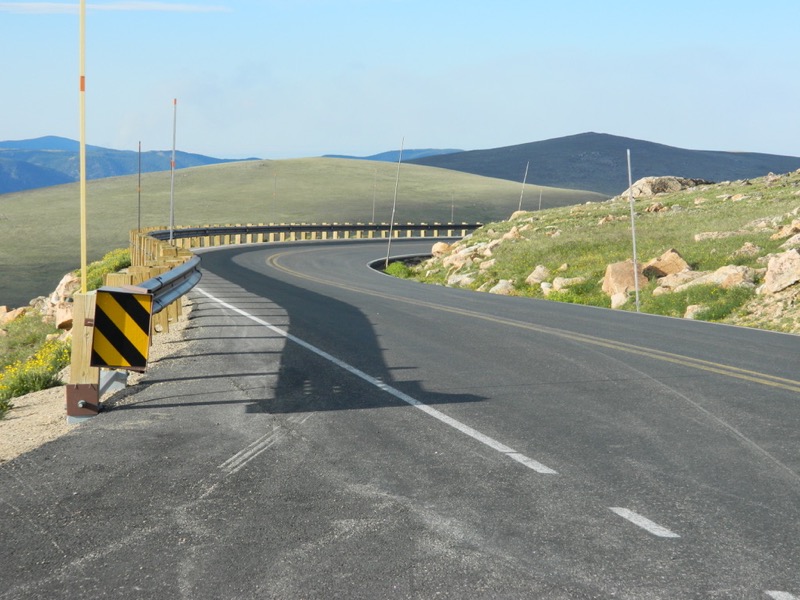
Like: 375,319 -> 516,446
1,1 -> 798,159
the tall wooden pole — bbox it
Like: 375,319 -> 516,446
169,98 -> 177,242
79,0 -> 87,293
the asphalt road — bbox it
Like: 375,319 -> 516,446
2,238 -> 799,599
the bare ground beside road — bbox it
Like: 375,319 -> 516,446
0,309 -> 191,463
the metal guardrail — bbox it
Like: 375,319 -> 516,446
147,222 -> 481,242
138,255 -> 202,314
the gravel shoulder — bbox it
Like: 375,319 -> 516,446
0,308 -> 191,464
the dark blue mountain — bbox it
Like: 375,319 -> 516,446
407,132 -> 800,196
0,137 -> 253,195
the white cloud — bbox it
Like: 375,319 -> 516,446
0,2 -> 230,14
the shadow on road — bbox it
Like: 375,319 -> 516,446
113,243 -> 485,415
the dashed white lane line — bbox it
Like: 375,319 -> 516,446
609,507 -> 680,538
766,592 -> 798,600
198,288 -> 558,475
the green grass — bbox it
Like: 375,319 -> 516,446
384,261 -> 414,279
407,171 -> 800,326
81,247 -> 132,292
0,158 -> 607,308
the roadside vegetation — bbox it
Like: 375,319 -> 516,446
0,158 -> 605,309
0,248 -> 131,418
405,171 -> 800,332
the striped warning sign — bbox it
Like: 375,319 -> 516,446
91,289 -> 153,370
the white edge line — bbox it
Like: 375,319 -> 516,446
609,507 -> 680,538
197,287 -> 557,475
766,592 -> 798,600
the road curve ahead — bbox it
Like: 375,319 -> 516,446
2,238 -> 799,599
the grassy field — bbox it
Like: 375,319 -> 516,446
0,157 -> 606,308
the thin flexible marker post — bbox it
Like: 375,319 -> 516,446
385,137 -> 404,268
627,149 -> 641,312
518,160 -> 529,212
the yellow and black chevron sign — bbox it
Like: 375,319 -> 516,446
90,289 -> 153,371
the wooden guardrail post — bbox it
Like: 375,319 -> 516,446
65,292 -> 101,423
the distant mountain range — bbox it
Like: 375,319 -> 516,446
0,136 -> 251,195
406,132 -> 800,196
324,148 -> 463,162
4,133 -> 800,197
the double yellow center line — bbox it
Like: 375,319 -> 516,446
267,248 -> 800,394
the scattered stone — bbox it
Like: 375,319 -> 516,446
540,282 -> 553,296
731,194 -> 749,202
489,280 -> 514,295
552,276 -> 586,292
694,231 -> 741,242
770,219 -> 800,240
760,249 -> 800,294
780,234 -> 800,250
731,242 -> 762,259
1,306 -> 26,326
673,265 -> 756,293
479,258 -> 496,271
502,227 -> 521,241
684,305 -> 706,319
610,292 -> 629,309
525,265 -> 551,285
447,273 -> 476,287
654,271 -> 708,295
54,303 -> 73,330
602,260 -> 645,308
621,176 -> 713,199
431,241 -> 451,257
645,202 -> 667,213
643,249 -> 689,278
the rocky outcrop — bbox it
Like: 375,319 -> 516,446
622,176 -> 712,199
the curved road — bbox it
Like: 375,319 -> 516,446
2,239 -> 799,599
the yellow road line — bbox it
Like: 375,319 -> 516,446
265,248 -> 800,394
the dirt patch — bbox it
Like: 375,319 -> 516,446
0,306 -> 192,464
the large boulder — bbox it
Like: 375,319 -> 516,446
643,249 -> 690,278
431,241 -> 451,257
761,249 -> 800,294
602,260 -> 645,308
673,265 -> 756,293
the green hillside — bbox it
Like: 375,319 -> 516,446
0,157 -> 605,307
